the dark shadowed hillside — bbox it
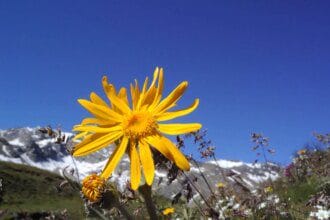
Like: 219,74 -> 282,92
0,161 -> 84,219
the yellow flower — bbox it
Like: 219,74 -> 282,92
264,186 -> 273,193
73,67 -> 201,190
216,182 -> 226,188
162,207 -> 175,215
81,174 -> 105,202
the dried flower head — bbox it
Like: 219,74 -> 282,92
81,174 -> 105,202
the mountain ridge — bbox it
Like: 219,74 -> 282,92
0,127 -> 280,198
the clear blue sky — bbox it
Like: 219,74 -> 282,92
0,1 -> 329,165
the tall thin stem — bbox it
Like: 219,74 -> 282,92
138,184 -> 158,220
211,154 -> 228,183
191,159 -> 215,195
182,172 -> 213,210
176,178 -> 206,218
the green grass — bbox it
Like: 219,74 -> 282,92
0,161 -> 84,219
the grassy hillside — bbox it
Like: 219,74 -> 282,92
0,161 -> 85,219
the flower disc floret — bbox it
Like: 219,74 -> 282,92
122,112 -> 158,140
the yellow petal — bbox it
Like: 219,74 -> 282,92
105,85 -> 131,114
142,77 -> 149,94
130,142 -> 141,190
118,87 -> 129,106
101,137 -> 128,179
143,68 -> 159,101
140,68 -> 159,107
139,68 -> 159,107
153,81 -> 188,114
78,99 -> 122,122
156,68 -> 164,99
73,131 -> 89,140
158,123 -> 202,135
80,118 -> 112,126
156,99 -> 199,121
142,86 -> 157,107
102,76 -> 117,102
73,133 -> 104,149
136,77 -> 149,110
80,118 -> 99,125
73,125 -> 122,133
148,68 -> 164,110
150,67 -> 159,89
130,80 -> 140,110
146,135 -> 190,171
73,131 -> 122,156
90,92 -> 108,107
139,140 -> 154,185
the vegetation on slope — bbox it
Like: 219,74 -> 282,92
0,161 -> 84,219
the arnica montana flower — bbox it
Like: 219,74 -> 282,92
73,67 -> 201,190
162,207 -> 175,215
216,182 -> 226,188
264,186 -> 273,193
81,174 -> 105,202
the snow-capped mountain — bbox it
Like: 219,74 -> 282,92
0,127 -> 280,198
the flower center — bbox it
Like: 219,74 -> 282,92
122,112 -> 157,140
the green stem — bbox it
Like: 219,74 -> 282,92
138,184 -> 158,220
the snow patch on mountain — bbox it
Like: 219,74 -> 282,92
247,171 -> 279,183
208,159 -> 245,168
8,139 -> 25,147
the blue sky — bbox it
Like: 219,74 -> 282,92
0,1 -> 329,164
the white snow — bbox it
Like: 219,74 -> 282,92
110,170 -> 130,191
247,171 -> 279,183
207,159 -> 267,169
246,163 -> 262,168
155,170 -> 167,178
36,139 -> 54,147
8,139 -> 25,147
231,169 -> 241,175
207,159 -> 244,168
190,167 -> 205,173
2,146 -> 11,156
62,132 -> 74,138
0,154 -> 22,164
241,178 -> 254,187
1,152 -> 107,180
